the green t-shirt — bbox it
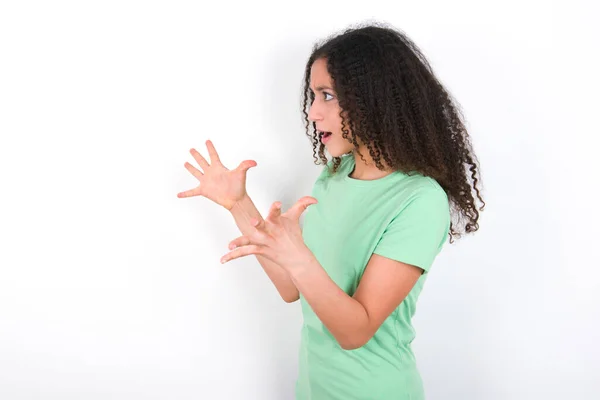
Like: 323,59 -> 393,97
296,154 -> 451,400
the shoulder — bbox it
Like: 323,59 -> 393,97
400,177 -> 449,220
383,174 -> 451,244
411,176 -> 448,206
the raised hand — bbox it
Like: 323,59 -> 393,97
177,140 -> 257,210
219,196 -> 319,270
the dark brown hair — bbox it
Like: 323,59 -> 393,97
301,22 -> 485,242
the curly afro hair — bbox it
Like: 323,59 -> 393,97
301,22 -> 486,243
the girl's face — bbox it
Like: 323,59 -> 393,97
308,58 -> 356,157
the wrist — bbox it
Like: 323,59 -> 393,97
229,194 -> 252,213
287,251 -> 321,280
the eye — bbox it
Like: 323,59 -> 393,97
323,92 -> 334,101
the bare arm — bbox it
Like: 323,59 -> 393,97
177,140 -> 299,303
230,195 -> 300,303
219,197 -> 422,348
288,254 -> 422,349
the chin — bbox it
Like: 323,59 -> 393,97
326,146 -> 353,159
322,134 -> 354,158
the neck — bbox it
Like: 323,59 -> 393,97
349,149 -> 394,180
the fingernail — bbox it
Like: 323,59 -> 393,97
229,244 -> 236,250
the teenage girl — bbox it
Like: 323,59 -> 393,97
178,22 -> 485,400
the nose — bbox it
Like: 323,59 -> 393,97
307,101 -> 322,122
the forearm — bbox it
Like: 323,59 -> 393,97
288,259 -> 369,349
230,195 -> 300,302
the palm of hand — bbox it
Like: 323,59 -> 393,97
177,140 -> 257,210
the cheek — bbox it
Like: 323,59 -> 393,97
328,106 -> 344,128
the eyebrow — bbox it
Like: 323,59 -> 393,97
310,85 -> 334,92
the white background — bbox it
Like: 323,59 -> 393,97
1,1 -> 598,399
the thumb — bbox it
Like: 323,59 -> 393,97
266,201 -> 283,223
235,160 -> 257,174
286,196 -> 318,222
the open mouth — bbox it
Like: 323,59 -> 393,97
320,131 -> 333,144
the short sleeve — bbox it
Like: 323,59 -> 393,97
373,188 -> 451,273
